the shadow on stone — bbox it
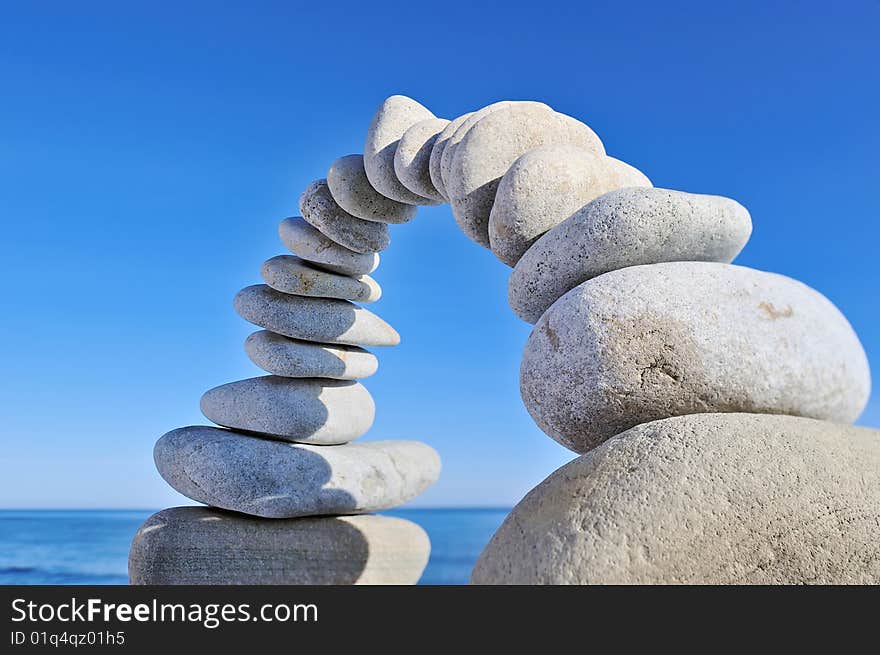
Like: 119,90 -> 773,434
154,426 -> 359,517
128,506 -> 370,584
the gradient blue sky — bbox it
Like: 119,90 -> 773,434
1,1 -> 878,508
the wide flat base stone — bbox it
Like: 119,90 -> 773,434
129,506 -> 430,585
472,413 -> 880,585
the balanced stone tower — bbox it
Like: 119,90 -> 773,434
131,95 -> 879,585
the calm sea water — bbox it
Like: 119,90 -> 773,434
0,509 -> 508,585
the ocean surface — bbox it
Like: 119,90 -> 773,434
0,509 -> 509,585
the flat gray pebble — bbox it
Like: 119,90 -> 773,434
200,375 -> 374,444
509,187 -> 752,323
154,426 -> 441,518
300,179 -> 391,253
262,254 -> 381,303
234,284 -> 399,347
245,330 -> 378,380
278,217 -> 379,276
327,154 -> 417,224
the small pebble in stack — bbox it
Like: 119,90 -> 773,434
129,160 -> 441,585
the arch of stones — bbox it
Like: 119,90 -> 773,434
129,96 -> 876,585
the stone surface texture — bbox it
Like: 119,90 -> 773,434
364,95 -> 439,205
394,118 -> 450,202
327,154 -> 416,224
488,145 -> 647,266
472,413 -> 880,585
154,426 -> 441,518
509,187 -> 753,323
245,330 -> 378,380
200,376 -> 375,444
428,113 -> 471,199
446,104 -> 605,247
299,179 -> 391,253
262,255 -> 381,303
278,217 -> 379,276
130,507 -> 430,585
521,262 -> 871,453
234,284 -> 399,347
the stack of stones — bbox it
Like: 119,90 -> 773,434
132,94 -> 879,585
128,159 -> 443,585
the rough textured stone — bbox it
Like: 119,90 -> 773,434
489,145 -> 646,266
394,118 -> 449,202
130,507 -> 430,585
428,113 -> 471,199
509,188 -> 752,323
154,426 -> 441,518
278,217 -> 378,276
327,154 -> 416,224
245,330 -> 378,380
521,262 -> 871,453
363,95 -> 439,205
472,413 -> 880,585
446,104 -> 605,247
234,284 -> 399,347
299,180 -> 391,253
262,255 -> 381,303
200,376 -> 374,444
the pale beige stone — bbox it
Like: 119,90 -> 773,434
521,262 -> 871,453
508,188 -> 752,323
488,145 -> 643,266
394,118 -> 449,202
327,154 -> 416,224
446,104 -> 605,247
363,95 -> 440,205
472,413 -> 880,584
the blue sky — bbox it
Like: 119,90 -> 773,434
1,1 -> 878,508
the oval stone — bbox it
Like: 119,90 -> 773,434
130,507 -> 430,585
472,413 -> 880,584
438,101 -> 522,195
327,154 -> 416,224
446,104 -> 605,247
154,426 -> 441,518
488,145 -> 645,266
278,217 -> 378,276
521,262 -> 871,454
234,284 -> 399,347
363,95 -> 440,205
200,376 -> 374,444
509,188 -> 753,323
299,179 -> 391,253
428,113 -> 471,199
394,118 -> 449,202
262,255 -> 381,303
245,330 -> 378,380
